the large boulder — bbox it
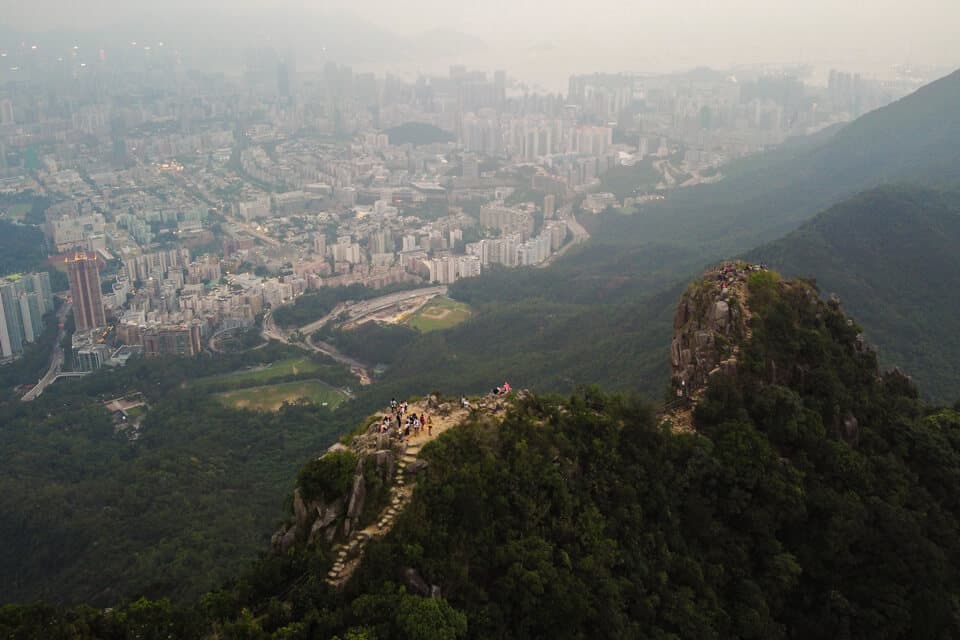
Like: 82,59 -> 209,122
711,300 -> 730,332
315,498 -> 342,530
374,449 -> 395,480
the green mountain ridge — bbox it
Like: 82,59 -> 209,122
5,269 -> 960,639
749,184 -> 960,402
586,67 -> 960,281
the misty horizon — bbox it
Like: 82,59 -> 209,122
2,1 -> 958,91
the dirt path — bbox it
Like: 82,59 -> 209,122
326,400 -> 470,588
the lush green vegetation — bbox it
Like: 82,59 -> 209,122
0,203 -> 31,222
0,220 -> 47,276
584,69 -> 960,290
385,122 -> 455,147
406,297 -> 471,333
323,322 -> 420,368
2,70 -> 960,638
0,344 -> 363,607
750,184 -> 960,402
598,160 -> 662,199
7,273 -> 960,637
196,357 -> 325,389
0,192 -> 49,226
307,258 -> 683,420
297,450 -> 358,503
216,380 -> 348,412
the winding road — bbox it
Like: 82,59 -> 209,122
22,302 -> 72,402
262,286 -> 448,385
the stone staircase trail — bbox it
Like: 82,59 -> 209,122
325,400 -> 469,589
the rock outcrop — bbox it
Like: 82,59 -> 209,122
273,440 -> 391,552
670,262 -> 752,398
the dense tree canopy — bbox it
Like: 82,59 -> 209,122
0,344 -> 358,606
5,273 -> 960,638
750,184 -> 960,402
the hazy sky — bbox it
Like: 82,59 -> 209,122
4,0 -> 959,84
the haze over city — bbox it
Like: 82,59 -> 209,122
3,0 -> 960,636
3,0 -> 959,89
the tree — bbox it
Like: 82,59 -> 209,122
395,596 -> 467,640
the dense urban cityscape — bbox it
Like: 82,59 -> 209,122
0,40 -> 933,383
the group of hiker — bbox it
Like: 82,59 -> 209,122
458,381 -> 513,410
715,261 -> 767,291
491,381 -> 512,396
382,382 -> 515,440
383,398 -> 432,441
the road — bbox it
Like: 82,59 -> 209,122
323,286 -> 447,331
538,205 -> 590,268
262,312 -> 373,385
297,302 -> 350,337
261,286 -> 448,386
22,302 -> 71,402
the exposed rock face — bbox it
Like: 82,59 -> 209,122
292,488 -> 310,532
275,446 -> 390,552
403,567 -> 431,597
374,449 -> 395,480
277,526 -> 296,552
346,461 -> 366,519
671,265 -> 750,397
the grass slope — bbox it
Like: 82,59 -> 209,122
216,380 -> 347,411
197,357 -> 321,388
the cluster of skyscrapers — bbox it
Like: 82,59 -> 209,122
0,272 -> 54,360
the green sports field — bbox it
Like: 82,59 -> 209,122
0,204 -> 30,222
215,380 -> 347,412
197,357 -> 321,388
407,297 -> 471,332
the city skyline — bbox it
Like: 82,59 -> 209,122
1,2 -> 957,92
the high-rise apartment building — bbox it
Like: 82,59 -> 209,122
0,99 -> 14,126
462,154 -> 479,182
0,272 -> 54,359
18,292 -> 44,343
544,194 -> 556,219
0,282 -> 24,358
141,324 -> 203,358
66,253 -> 106,332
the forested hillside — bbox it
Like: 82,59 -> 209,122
0,220 -> 47,276
323,260 -> 685,417
6,270 -> 960,639
751,184 -> 960,402
585,68 -> 960,282
0,345 -> 358,606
